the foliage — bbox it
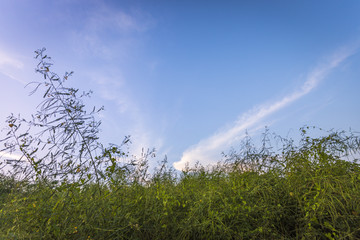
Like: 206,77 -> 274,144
0,50 -> 360,239
0,48 -> 132,186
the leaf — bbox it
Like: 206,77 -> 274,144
29,148 -> 38,156
18,133 -> 29,138
43,86 -> 51,98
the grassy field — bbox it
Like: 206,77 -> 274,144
1,128 -> 359,239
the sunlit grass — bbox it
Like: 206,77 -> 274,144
1,128 -> 359,239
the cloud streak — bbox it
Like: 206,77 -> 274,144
70,2 -> 154,60
88,70 -> 165,165
0,50 -> 27,85
0,152 -> 23,161
0,51 -> 23,69
173,45 -> 358,171
69,3 -> 160,159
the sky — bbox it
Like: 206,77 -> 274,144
0,0 -> 360,171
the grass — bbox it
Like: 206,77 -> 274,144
1,127 -> 360,239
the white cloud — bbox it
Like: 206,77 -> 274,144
92,71 -> 130,113
0,51 -> 23,69
0,71 -> 27,85
70,3 -> 154,59
0,152 -> 23,161
92,9 -> 151,33
88,71 -> 165,167
0,50 -> 27,85
67,4 -> 160,155
173,44 -> 358,171
65,2 -> 159,160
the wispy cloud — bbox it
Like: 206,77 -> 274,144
0,50 -> 27,85
0,152 -> 23,160
0,51 -> 23,69
87,71 -> 164,164
68,3 -> 159,158
173,44 -> 358,171
70,2 -> 154,59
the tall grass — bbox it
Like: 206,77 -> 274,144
1,127 -> 359,239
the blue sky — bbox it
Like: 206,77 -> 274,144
1,0 -> 360,171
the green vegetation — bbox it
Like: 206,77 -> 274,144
0,49 -> 359,239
